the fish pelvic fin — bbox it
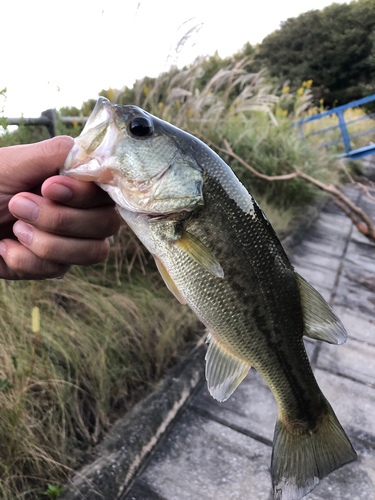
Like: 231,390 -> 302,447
271,403 -> 357,500
153,255 -> 187,304
205,333 -> 250,402
296,273 -> 347,345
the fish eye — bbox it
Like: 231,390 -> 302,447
129,116 -> 153,138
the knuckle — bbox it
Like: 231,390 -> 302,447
6,249 -> 26,273
40,205 -> 71,234
4,240 -> 69,278
35,238 -> 54,260
50,208 -> 69,232
83,186 -> 113,209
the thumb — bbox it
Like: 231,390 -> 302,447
1,136 -> 74,193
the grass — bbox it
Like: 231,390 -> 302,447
0,248 -> 199,499
218,112 -> 341,209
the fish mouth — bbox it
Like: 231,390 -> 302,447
81,96 -> 113,133
62,98 -> 203,216
62,97 -> 117,183
61,101 -> 164,213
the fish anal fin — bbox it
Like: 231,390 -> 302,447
174,231 -> 224,278
153,255 -> 186,305
296,273 -> 347,345
272,403 -> 357,499
205,333 -> 250,402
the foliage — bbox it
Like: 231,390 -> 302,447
0,123 -> 51,147
257,0 -> 375,107
107,59 -> 339,217
0,87 -> 7,122
44,483 -> 65,500
0,252 -> 198,499
0,118 -> 84,148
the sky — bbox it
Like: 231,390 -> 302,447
1,0 -> 349,118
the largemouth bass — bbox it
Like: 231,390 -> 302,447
62,97 -> 356,500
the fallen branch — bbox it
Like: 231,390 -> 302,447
340,169 -> 375,203
356,182 -> 375,203
210,137 -> 375,243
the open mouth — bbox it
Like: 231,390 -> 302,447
81,97 -> 114,135
62,98 -> 117,182
61,98 -> 203,217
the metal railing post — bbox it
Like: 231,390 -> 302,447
336,110 -> 351,154
41,109 -> 56,137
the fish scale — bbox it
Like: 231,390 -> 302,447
62,97 -> 357,500
157,173 -> 317,418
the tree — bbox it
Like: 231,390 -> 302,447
257,0 -> 375,106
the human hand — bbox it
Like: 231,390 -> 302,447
0,136 -> 121,280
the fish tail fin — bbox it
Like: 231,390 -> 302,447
271,403 -> 357,500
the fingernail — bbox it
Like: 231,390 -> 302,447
13,221 -> 34,245
10,197 -> 39,222
46,183 -> 73,202
0,242 -> 7,259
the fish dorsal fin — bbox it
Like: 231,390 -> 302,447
153,255 -> 187,305
174,231 -> 224,279
205,333 -> 250,402
296,273 -> 347,345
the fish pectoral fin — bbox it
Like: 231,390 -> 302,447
153,255 -> 186,305
205,333 -> 250,402
174,231 -> 224,278
296,273 -> 347,345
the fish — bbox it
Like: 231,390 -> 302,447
62,97 -> 357,500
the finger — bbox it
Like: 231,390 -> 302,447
41,175 -> 114,208
0,136 -> 74,193
9,193 -> 121,239
0,239 -> 69,280
12,221 -> 110,266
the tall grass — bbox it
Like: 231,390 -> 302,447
0,254 -> 199,499
113,57 -> 278,132
103,59 -> 343,220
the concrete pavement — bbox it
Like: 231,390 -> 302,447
123,186 -> 375,500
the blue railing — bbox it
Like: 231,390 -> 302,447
295,94 -> 375,160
